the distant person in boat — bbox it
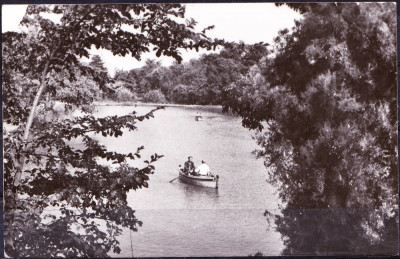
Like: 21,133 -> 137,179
195,160 -> 210,176
184,156 -> 195,174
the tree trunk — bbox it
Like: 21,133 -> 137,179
11,5 -> 93,193
13,61 -> 51,188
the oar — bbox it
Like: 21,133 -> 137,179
170,165 -> 183,183
169,177 -> 179,183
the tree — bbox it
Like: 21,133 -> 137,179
113,70 -> 141,99
3,4 -> 221,257
109,41 -> 268,105
224,3 -> 397,255
137,59 -> 164,92
89,55 -> 107,72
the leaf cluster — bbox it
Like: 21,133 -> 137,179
3,3 -> 217,257
4,106 -> 165,257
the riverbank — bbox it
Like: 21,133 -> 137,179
94,100 -> 223,109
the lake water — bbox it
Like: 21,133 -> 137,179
93,105 -> 283,257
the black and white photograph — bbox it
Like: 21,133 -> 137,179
2,2 -> 398,257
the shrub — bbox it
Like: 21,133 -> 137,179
111,86 -> 137,102
142,89 -> 167,103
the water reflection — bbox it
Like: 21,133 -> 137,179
270,208 -> 398,256
180,182 -> 219,197
174,180 -> 220,209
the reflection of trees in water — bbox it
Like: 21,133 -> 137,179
267,208 -> 398,255
180,182 -> 220,207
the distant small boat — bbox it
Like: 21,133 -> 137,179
179,170 -> 219,188
195,115 -> 203,121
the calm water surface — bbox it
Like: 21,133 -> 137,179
93,105 -> 282,257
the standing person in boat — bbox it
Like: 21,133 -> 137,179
195,160 -> 211,176
184,156 -> 195,175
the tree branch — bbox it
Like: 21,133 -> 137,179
14,41 -> 61,189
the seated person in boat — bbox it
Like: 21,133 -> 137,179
184,156 -> 195,174
195,160 -> 210,176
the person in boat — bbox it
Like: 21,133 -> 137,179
184,156 -> 195,174
195,112 -> 203,120
195,160 -> 211,176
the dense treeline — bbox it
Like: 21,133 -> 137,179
111,43 -> 268,104
224,3 -> 398,255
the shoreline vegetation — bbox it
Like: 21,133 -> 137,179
3,3 -> 397,257
109,44 -> 268,107
93,100 -> 222,109
3,100 -> 224,134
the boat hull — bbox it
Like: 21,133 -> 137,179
179,171 -> 218,188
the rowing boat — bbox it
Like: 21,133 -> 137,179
179,170 -> 219,188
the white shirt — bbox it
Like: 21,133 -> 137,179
196,163 -> 210,175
